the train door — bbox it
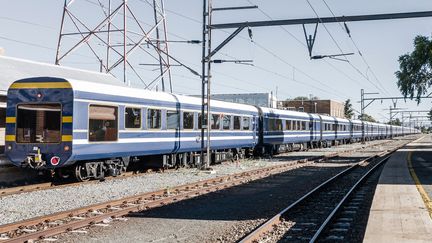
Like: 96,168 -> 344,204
334,118 -> 338,141
318,115 -> 323,142
252,115 -> 257,144
309,114 -> 314,142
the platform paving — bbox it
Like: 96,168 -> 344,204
363,135 -> 432,243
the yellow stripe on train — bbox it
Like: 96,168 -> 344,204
5,135 -> 15,142
10,82 -> 72,89
62,116 -> 73,123
5,117 -> 16,123
62,135 -> 73,142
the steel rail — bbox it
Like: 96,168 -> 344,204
239,141 -> 407,243
0,139 -> 387,198
0,158 -> 320,242
238,160 -> 362,243
0,137 -> 416,242
309,154 -> 392,242
0,171 -> 138,197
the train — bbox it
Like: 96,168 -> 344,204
4,77 -> 419,181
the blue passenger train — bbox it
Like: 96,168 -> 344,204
5,77 -> 419,180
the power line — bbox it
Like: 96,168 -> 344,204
246,0 -> 364,95
249,41 -> 348,99
304,0 -> 388,94
321,0 -> 391,96
161,3 -> 349,99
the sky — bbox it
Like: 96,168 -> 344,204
0,0 -> 432,126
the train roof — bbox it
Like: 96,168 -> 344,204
260,107 -> 315,118
65,78 -> 260,113
0,55 -> 121,95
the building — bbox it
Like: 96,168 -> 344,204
278,99 -> 345,118
210,93 -> 277,108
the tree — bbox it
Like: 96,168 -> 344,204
292,96 -> 309,101
396,35 -> 432,103
291,96 -> 320,101
428,108 -> 432,121
387,118 -> 401,126
358,113 -> 377,123
344,99 -> 354,119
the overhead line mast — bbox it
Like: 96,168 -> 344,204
201,7 -> 432,156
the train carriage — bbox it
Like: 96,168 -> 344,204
351,119 -> 363,142
260,108 -> 316,152
4,74 -> 420,181
318,114 -> 337,146
334,117 -> 351,144
5,77 -> 259,180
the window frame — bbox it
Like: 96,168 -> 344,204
222,115 -> 231,130
147,108 -> 162,130
233,116 -> 241,130
88,103 -> 119,143
15,102 -> 63,144
166,109 -> 180,130
182,111 -> 195,130
124,106 -> 142,130
242,116 -> 251,131
211,113 -> 221,130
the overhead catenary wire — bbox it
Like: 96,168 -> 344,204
246,0 -> 364,96
304,0 -> 388,95
159,3 -> 350,99
321,0 -> 391,96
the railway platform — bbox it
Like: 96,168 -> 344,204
363,135 -> 432,242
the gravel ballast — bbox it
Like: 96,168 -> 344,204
0,136 -> 417,227
0,159 -> 288,225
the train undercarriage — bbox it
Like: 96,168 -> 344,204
56,148 -> 253,181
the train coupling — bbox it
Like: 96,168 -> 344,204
23,148 -> 46,169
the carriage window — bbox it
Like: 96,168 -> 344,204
233,116 -> 241,130
211,114 -> 220,130
242,117 -> 251,130
89,105 -> 118,142
16,103 -> 61,143
147,109 -> 161,129
302,121 -> 307,130
198,113 -> 210,129
285,120 -> 291,130
183,112 -> 194,129
223,115 -> 231,130
167,110 -> 180,130
269,119 -> 283,131
125,107 -> 141,129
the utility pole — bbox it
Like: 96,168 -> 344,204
201,0 -> 214,169
200,1 -> 256,169
360,89 -> 378,143
200,8 -> 432,164
360,89 -> 364,120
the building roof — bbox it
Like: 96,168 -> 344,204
0,55 -> 123,95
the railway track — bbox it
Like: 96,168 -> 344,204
0,156 -> 325,243
0,170 -> 141,197
239,149 -> 398,243
0,139 -> 390,198
0,137 -> 415,242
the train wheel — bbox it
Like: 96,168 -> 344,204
74,164 -> 90,182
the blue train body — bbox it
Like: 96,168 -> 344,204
4,77 -> 419,180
